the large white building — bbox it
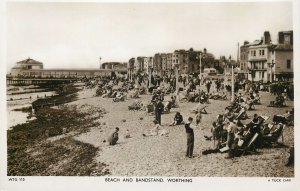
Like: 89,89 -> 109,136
245,31 -> 293,82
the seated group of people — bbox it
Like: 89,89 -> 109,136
273,108 -> 294,126
269,93 -> 286,107
209,91 -> 227,100
184,90 -> 210,104
211,113 -> 285,159
147,91 -> 176,113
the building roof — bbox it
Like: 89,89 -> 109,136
17,58 -> 43,65
247,40 -> 262,46
249,44 -> 272,49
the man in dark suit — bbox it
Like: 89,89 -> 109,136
185,117 -> 195,158
155,98 -> 164,125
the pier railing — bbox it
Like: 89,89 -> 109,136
6,77 -> 76,86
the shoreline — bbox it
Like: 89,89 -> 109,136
7,88 -> 109,176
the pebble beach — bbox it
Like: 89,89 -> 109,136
67,87 -> 294,177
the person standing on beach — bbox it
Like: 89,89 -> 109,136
185,117 -> 195,158
196,112 -> 202,127
155,98 -> 164,125
108,127 -> 119,145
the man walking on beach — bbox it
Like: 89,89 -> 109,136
155,98 -> 164,125
185,117 -> 195,158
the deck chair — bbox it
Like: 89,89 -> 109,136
241,133 -> 259,156
236,108 -> 248,120
199,105 -> 208,114
263,124 -> 285,147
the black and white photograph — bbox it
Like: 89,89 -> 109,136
0,0 -> 299,190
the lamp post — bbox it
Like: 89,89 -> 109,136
174,63 -> 179,95
148,67 -> 152,90
199,52 -> 202,79
229,56 -> 235,102
99,57 -> 102,69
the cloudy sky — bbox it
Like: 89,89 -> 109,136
6,1 -> 292,72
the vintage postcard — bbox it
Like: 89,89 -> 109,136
0,0 -> 299,190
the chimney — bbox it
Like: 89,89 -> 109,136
244,41 -> 249,45
203,48 -> 207,54
278,32 -> 284,44
264,31 -> 271,44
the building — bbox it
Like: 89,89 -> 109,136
111,48 -> 217,78
101,62 -> 127,70
172,49 -> 188,75
273,31 -> 293,81
247,31 -> 272,82
143,57 -> 153,74
161,53 -> 168,75
152,53 -> 173,76
10,58 -> 127,78
239,41 -> 251,78
245,30 -> 293,82
153,53 -> 163,76
166,53 -> 173,75
10,58 -> 43,76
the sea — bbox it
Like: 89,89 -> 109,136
6,85 -> 57,129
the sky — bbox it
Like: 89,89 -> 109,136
6,1 -> 293,72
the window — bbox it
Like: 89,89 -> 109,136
253,50 -> 256,56
259,50 -> 261,55
287,60 -> 291,69
284,35 -> 291,45
262,50 -> 265,55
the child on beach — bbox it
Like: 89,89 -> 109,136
108,127 -> 119,145
196,112 -> 202,127
124,129 -> 131,138
169,112 -> 183,126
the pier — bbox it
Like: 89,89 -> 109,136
6,78 -> 76,86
